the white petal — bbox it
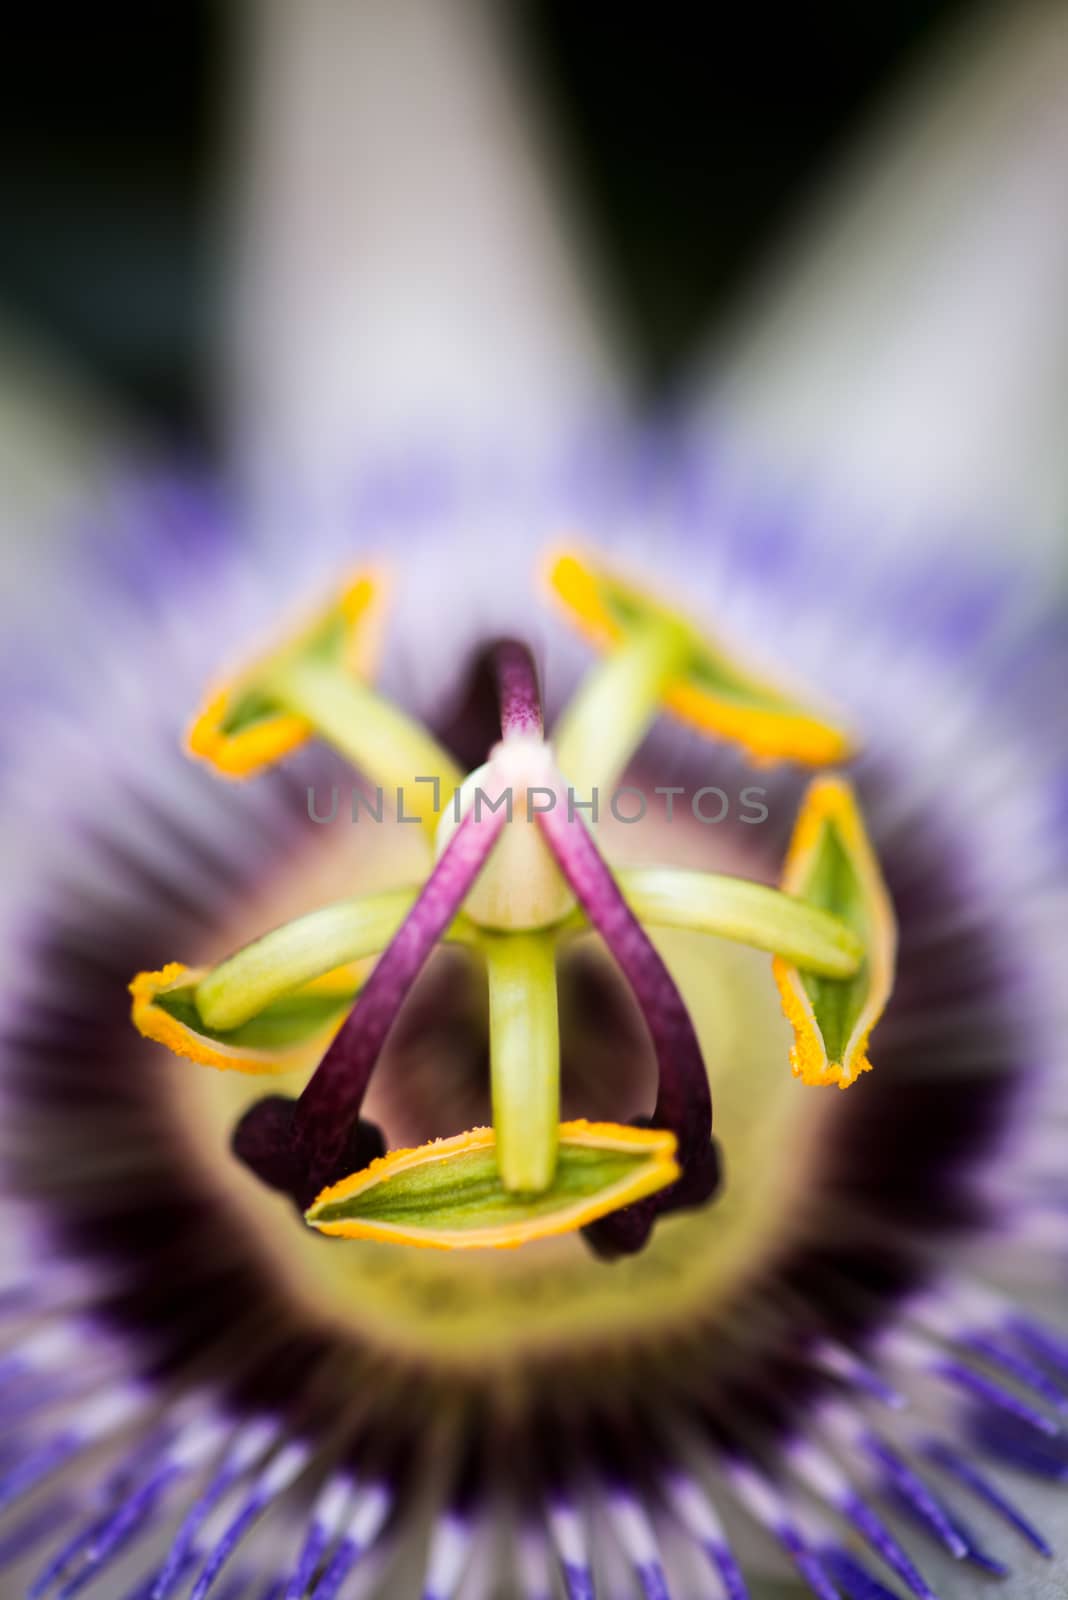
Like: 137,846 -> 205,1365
0,317 -> 126,602
692,2 -> 1068,564
226,0 -> 623,491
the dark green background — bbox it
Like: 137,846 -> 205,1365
0,2 -> 972,445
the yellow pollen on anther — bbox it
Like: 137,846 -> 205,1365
771,955 -> 873,1087
130,961 -> 353,1074
664,682 -> 851,767
187,692 -> 310,779
773,775 -> 895,1088
546,548 -> 852,767
306,1121 -> 680,1251
186,569 -> 385,780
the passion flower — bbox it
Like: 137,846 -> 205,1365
138,581 -> 878,1255
2,5 -> 1066,1593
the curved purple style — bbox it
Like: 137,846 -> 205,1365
491,639 -> 544,741
536,784 -> 720,1255
233,803 -> 508,1207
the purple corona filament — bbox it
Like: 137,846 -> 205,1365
860,1435 -> 968,1559
932,1357 -> 1059,1437
839,1490 -> 938,1600
962,1331 -> 1068,1415
817,1546 -> 901,1600
921,1438 -> 1053,1555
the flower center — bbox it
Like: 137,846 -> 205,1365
169,801 -> 830,1369
134,552 -> 887,1271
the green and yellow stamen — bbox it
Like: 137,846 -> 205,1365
772,774 -> 897,1087
548,548 -> 853,791
130,961 -> 360,1074
133,557 -> 894,1255
188,568 -> 460,832
305,1121 -> 679,1251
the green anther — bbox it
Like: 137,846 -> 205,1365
265,656 -> 463,833
196,888 -> 480,1032
548,550 -> 853,768
552,616 -> 693,799
304,1121 -> 679,1250
483,929 -> 561,1193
